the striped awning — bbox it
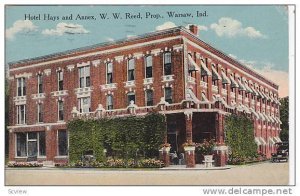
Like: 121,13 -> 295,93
258,112 -> 266,121
249,86 -> 259,96
255,137 -> 262,146
188,55 -> 200,71
273,136 -> 282,143
201,92 -> 209,102
230,76 -> 239,88
268,137 -> 276,145
275,117 -> 282,124
237,79 -> 246,91
200,60 -> 212,76
243,82 -> 253,94
211,66 -> 221,80
259,137 -> 267,145
250,108 -> 260,119
221,71 -> 231,84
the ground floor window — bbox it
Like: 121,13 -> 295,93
16,132 -> 46,157
58,130 -> 68,156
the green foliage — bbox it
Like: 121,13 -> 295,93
225,114 -> 258,164
280,97 -> 289,142
68,112 -> 166,164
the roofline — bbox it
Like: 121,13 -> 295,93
8,25 -> 278,89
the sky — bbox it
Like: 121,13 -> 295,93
5,5 -> 289,97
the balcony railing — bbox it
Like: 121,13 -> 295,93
100,83 -> 117,91
51,90 -> 68,97
212,85 -> 218,93
32,93 -> 46,100
230,92 -> 235,98
187,76 -> 196,84
124,80 -> 135,87
143,78 -> 154,85
251,100 -> 255,105
200,81 -> 208,88
244,98 -> 249,103
238,95 -> 242,100
162,75 -> 174,82
221,89 -> 227,95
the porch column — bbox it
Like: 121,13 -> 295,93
8,129 -> 15,161
214,113 -> 228,167
184,111 -> 195,168
159,147 -> 170,167
46,126 -> 56,161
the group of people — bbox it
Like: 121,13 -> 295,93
170,151 -> 184,165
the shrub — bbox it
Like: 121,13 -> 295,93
7,161 -> 43,167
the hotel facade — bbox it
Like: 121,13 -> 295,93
7,25 -> 282,167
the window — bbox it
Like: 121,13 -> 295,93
58,100 -> 64,121
146,90 -> 153,106
145,56 -> 153,78
58,130 -> 68,156
165,87 -> 173,104
201,76 -> 205,82
78,97 -> 91,113
37,74 -> 43,93
16,132 -> 46,157
213,80 -> 218,86
58,71 -> 63,91
37,103 -> 43,123
222,83 -> 226,89
79,66 -> 90,88
106,95 -> 113,110
16,132 -> 27,157
17,77 -> 26,96
231,87 -> 234,93
106,62 -> 113,84
164,52 -> 172,75
128,59 -> 135,81
17,105 -> 26,124
127,92 -> 135,105
27,132 -> 37,157
38,132 -> 46,156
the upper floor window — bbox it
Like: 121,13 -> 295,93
128,59 -> 135,81
106,62 -> 113,84
79,66 -> 90,88
57,71 -> 63,91
58,100 -> 64,121
165,87 -> 173,104
106,95 -> 113,110
145,55 -> 153,78
17,105 -> 26,124
37,103 -> 43,123
37,74 -> 43,94
164,52 -> 172,75
146,90 -> 154,106
78,97 -> 91,113
222,83 -> 226,89
213,80 -> 218,86
17,77 -> 26,96
127,92 -> 136,105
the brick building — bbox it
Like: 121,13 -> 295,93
7,25 -> 282,167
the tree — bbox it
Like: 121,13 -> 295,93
279,97 -> 289,141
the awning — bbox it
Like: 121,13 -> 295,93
200,60 -> 212,76
221,71 -> 231,84
237,79 -> 246,91
257,91 -> 265,99
273,136 -> 282,143
250,108 -> 260,119
268,137 -> 276,145
230,76 -> 239,88
211,66 -> 221,80
259,137 -> 267,145
255,137 -> 262,146
268,115 -> 275,123
243,82 -> 253,94
263,92 -> 271,101
249,86 -> 259,96
188,55 -> 200,72
186,88 -> 201,103
275,117 -> 282,124
201,92 -> 209,102
262,113 -> 271,122
258,112 -> 266,121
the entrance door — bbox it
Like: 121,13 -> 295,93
167,133 -> 178,152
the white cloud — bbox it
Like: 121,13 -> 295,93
156,22 -> 177,31
228,53 -> 237,59
105,37 -> 115,42
210,17 -> 265,39
6,20 -> 38,40
126,34 -> 137,39
42,22 -> 89,36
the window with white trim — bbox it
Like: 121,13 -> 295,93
106,62 -> 113,84
79,66 -> 90,88
37,103 -> 43,123
78,97 -> 91,113
37,74 -> 43,94
164,52 -> 172,75
165,87 -> 173,104
145,55 -> 153,78
146,89 -> 154,106
17,105 -> 26,124
106,95 -> 113,110
17,77 -> 26,96
127,92 -> 135,105
58,100 -> 64,121
128,59 -> 135,81
57,71 -> 63,91
58,130 -> 68,156
16,132 -> 45,157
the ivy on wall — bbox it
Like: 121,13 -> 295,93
68,112 -> 166,163
224,114 -> 257,163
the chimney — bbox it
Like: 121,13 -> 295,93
189,25 -> 199,36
